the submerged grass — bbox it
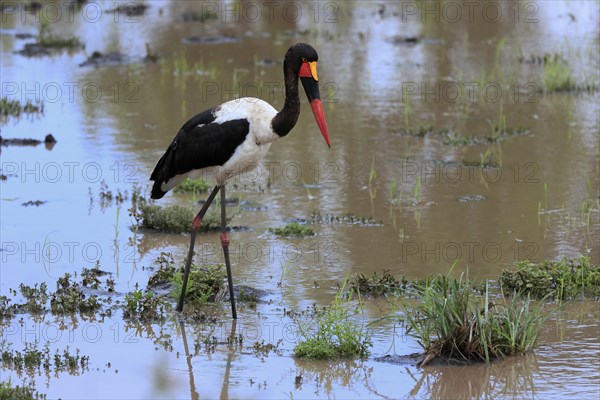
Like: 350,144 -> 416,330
500,256 -> 600,301
404,273 -> 546,367
294,277 -> 372,359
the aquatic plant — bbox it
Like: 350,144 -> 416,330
50,274 -> 101,315
0,97 -> 43,123
18,283 -> 49,314
269,221 -> 315,237
123,289 -> 164,320
0,379 -> 43,400
404,273 -> 546,366
350,270 -> 405,297
500,256 -> 600,301
543,57 -> 576,93
294,277 -> 372,359
171,264 -> 226,306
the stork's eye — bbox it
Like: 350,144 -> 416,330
301,57 -> 308,62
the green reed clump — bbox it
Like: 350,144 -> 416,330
404,273 -> 545,367
294,278 -> 372,359
269,221 -> 314,237
500,256 -> 600,301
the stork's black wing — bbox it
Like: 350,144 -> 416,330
150,108 -> 250,199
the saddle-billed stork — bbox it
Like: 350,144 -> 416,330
150,43 -> 330,318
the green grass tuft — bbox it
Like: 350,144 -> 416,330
404,273 -> 546,367
294,277 -> 372,359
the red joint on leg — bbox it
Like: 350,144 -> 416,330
192,216 -> 202,231
220,233 -> 230,247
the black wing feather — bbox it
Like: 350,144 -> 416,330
150,108 -> 250,199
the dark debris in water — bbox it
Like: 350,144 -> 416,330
21,200 -> 46,207
79,51 -> 130,67
106,3 -> 148,17
182,35 -> 239,45
518,53 -> 565,65
0,134 -> 56,147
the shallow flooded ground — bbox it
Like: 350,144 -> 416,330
1,1 -> 599,398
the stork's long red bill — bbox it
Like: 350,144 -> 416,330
309,99 -> 330,148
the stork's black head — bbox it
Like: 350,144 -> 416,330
285,43 -> 330,147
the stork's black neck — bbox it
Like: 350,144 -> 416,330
271,57 -> 300,137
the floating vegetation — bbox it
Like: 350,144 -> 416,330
404,274 -> 546,367
123,289 -> 166,321
396,125 -> 530,146
19,283 -> 49,314
269,221 -> 315,237
0,340 -> 89,380
147,252 -> 177,289
0,97 -> 44,123
138,204 -> 222,233
294,278 -> 372,359
349,270 -> 405,297
442,127 -> 530,146
311,210 -> 383,226
50,273 -> 101,315
0,379 -> 45,400
81,262 -> 110,289
173,178 -> 210,194
500,256 -> 600,301
172,264 -> 226,306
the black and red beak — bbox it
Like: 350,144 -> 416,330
299,61 -> 331,148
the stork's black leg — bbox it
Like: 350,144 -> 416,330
176,185 -> 220,312
220,185 -> 237,319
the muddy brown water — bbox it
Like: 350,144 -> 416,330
1,1 -> 599,398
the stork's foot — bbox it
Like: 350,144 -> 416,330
192,215 -> 202,231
